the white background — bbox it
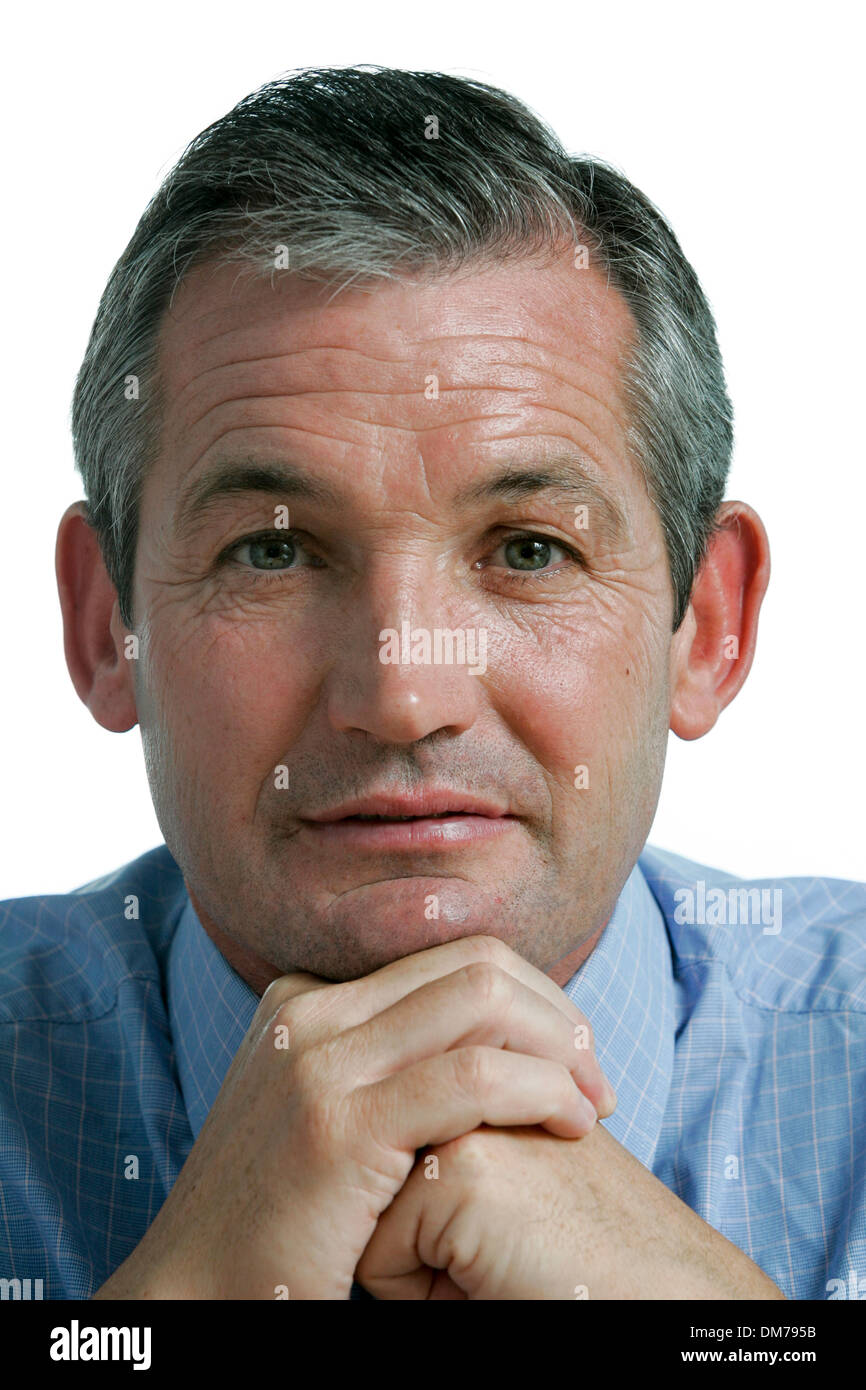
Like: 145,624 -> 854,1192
2,0 -> 863,897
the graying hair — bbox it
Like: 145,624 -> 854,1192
71,64 -> 732,633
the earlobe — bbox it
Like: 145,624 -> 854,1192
669,502 -> 771,741
55,502 -> 139,733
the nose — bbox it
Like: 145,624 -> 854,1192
323,563 -> 486,744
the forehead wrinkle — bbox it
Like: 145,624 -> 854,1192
174,361 -> 617,413
159,304 -> 631,436
171,365 -> 628,453
159,340 -> 443,425
166,313 -> 623,382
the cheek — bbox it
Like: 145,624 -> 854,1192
490,603 -> 667,789
139,612 -> 310,784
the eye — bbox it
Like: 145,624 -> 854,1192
215,527 -> 582,589
220,529 -> 319,577
485,531 -> 583,582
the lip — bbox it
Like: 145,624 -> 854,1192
301,813 -> 517,850
301,789 -> 517,851
306,790 -> 510,821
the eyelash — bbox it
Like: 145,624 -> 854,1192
218,528 -> 585,588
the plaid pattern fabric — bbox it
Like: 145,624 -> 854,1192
1,841 -> 864,1299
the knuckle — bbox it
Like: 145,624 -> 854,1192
436,1127 -> 494,1171
453,1045 -> 496,1098
271,995 -> 306,1032
258,982 -> 307,1034
261,980 -> 345,1050
260,975 -> 302,1011
461,960 -> 512,1012
300,1087 -> 345,1160
287,1038 -> 329,1096
460,934 -> 515,972
262,996 -> 311,1055
289,1045 -> 346,1147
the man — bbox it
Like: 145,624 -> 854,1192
2,65 -> 863,1302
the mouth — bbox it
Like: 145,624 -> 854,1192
306,790 -> 510,822
300,806 -> 514,845
350,811 -> 468,821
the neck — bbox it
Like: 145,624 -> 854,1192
544,919 -> 609,987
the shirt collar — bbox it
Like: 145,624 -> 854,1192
169,859 -> 677,1164
561,859 -> 677,1169
167,897 -> 259,1141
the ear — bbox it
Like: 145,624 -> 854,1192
669,501 -> 770,741
55,502 -> 139,732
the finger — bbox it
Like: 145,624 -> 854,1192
355,1161 -> 473,1301
261,937 -> 615,1116
359,1045 -> 598,1150
333,962 -> 610,1115
270,932 -> 603,1050
274,933 -> 590,1023
353,934 -> 591,1028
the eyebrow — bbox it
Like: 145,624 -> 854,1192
174,460 -> 341,542
173,451 -> 628,546
454,456 -> 628,545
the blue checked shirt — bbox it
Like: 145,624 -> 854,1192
1,841 -> 864,1300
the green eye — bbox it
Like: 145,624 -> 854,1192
239,535 -> 297,570
490,532 -> 582,582
217,527 -> 581,589
503,536 -> 558,570
220,529 -> 315,578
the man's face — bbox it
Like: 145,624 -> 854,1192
130,250 -> 678,981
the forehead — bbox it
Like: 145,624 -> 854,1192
146,248 -> 642,522
158,249 -> 635,382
